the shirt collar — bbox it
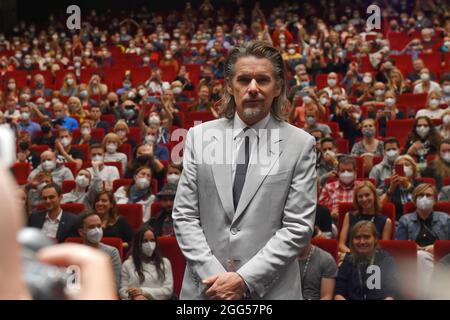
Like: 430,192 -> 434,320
232,112 -> 271,140
46,209 -> 63,222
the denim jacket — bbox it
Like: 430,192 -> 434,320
395,211 -> 450,241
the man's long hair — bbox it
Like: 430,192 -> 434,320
219,41 -> 287,121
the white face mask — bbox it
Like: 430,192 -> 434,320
288,48 -> 296,55
416,195 -> 434,211
20,112 -> 30,121
106,143 -> 117,154
86,227 -> 103,245
319,97 -> 328,105
386,149 -> 399,162
145,134 -> 156,145
42,160 -> 56,171
421,73 -> 430,81
339,171 -> 355,185
429,99 -> 440,109
142,241 -> 156,257
149,116 -> 160,125
375,89 -> 385,96
173,87 -> 182,94
441,152 -> 450,163
60,137 -> 71,147
76,175 -> 90,188
403,165 -> 413,178
443,115 -> 450,125
81,127 -> 91,135
327,79 -> 337,87
136,177 -> 150,190
303,96 -> 313,104
443,85 -> 450,94
167,173 -> 180,185
138,89 -> 147,97
116,130 -> 127,138
92,155 -> 104,163
338,99 -> 348,107
66,78 -> 74,86
385,98 -> 396,107
416,126 -> 430,138
363,76 -> 372,84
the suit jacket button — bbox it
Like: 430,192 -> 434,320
230,228 -> 238,235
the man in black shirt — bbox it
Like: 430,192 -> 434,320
147,183 -> 177,237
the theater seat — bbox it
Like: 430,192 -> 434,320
311,238 -> 339,263
434,240 -> 450,263
65,237 -> 124,261
11,163 -> 32,185
403,201 -> 450,215
158,236 -> 186,298
62,180 -> 76,193
112,179 -> 133,193
61,203 -> 85,215
116,203 -> 144,230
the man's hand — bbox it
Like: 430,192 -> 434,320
203,272 -> 247,300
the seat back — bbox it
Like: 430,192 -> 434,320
311,238 -> 339,263
65,237 -> 124,261
157,236 -> 186,298
116,203 -> 143,230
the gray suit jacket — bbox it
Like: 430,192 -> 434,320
172,115 -> 317,300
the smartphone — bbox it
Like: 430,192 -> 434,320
395,164 -> 404,176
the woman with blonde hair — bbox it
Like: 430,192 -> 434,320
103,133 -> 128,172
114,120 -> 136,148
67,96 -> 89,123
339,181 -> 392,254
416,91 -> 445,120
387,68 -> 411,95
87,74 -> 108,96
376,90 -> 406,136
439,109 -> 450,139
59,72 -> 78,97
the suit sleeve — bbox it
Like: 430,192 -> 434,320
237,135 -> 317,298
172,128 -> 227,281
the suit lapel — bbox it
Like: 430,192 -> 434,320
232,117 -> 285,223
211,120 -> 235,222
56,212 -> 65,243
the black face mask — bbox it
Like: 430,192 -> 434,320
136,155 -> 152,165
19,141 -> 29,151
41,125 -> 51,134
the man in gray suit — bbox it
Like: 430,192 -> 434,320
173,41 -> 317,300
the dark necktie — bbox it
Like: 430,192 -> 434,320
233,128 -> 250,210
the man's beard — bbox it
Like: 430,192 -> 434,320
242,107 -> 262,120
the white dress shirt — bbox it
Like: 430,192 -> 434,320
232,112 -> 271,184
41,209 -> 63,240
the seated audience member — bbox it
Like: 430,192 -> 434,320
61,165 -> 102,210
387,67 -> 411,95
114,120 -> 137,149
143,125 -> 170,161
92,191 -> 134,247
335,221 -> 401,300
369,137 -> 400,192
52,102 -> 79,131
16,139 -> 40,169
103,133 -> 128,173
17,104 -> 41,138
32,120 -> 56,149
28,183 -> 78,243
75,120 -> 99,145
90,105 -> 111,135
87,144 -> 120,191
303,105 -> 331,136
332,103 -> 362,148
55,128 -> 83,171
375,90 -> 406,137
59,73 -> 79,97
396,184 -> 450,297
314,203 -> 333,239
415,91 -> 445,120
405,116 -> 441,169
317,137 -> 339,186
339,182 -> 392,254
28,150 -> 74,186
381,155 -> 420,221
147,183 -> 177,237
124,143 -> 165,188
114,166 -> 156,223
76,212 -> 122,289
439,110 -> 450,139
298,236 -> 337,300
351,118 -> 383,157
67,96 -> 89,123
24,172 -> 53,213
319,156 -> 359,220
422,139 -> 450,190
165,162 -> 182,186
119,226 -> 173,300
413,68 -> 441,94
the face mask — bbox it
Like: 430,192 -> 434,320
306,116 -> 316,126
169,86 -> 183,95
288,48 -> 296,55
81,127 -> 91,135
416,196 -> 434,211
319,97 -> 328,105
443,85 -> 450,94
76,175 -> 90,188
79,90 -> 88,98
416,126 -> 430,138
375,89 -> 385,96
60,137 -> 71,147
386,149 -> 398,162
20,112 -> 30,121
327,79 -> 337,87
352,113 -> 361,121
303,96 -> 313,104
167,173 -> 180,185
142,242 -> 156,257
66,78 -> 74,86
106,143 -> 117,154
444,115 -> 450,125
310,39 -> 317,45
86,227 -> 103,245
149,116 -> 160,125
363,76 -> 372,84
441,151 -> 450,164
138,89 -> 147,97
385,98 -> 396,107
145,135 -> 156,145
165,54 -> 172,60
124,108 -> 135,118
429,99 -> 440,109
116,130 -> 126,138
421,73 -> 430,81
8,83 -> 16,90
42,160 -> 56,171
362,127 -> 375,137
128,92 -> 136,99
92,155 -> 104,163
136,177 -> 150,190
403,165 -> 413,178
339,171 -> 355,185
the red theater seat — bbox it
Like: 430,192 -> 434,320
65,237 -> 124,261
116,203 -> 143,231
311,238 -> 339,263
158,236 -> 186,298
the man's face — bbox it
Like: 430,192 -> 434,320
199,86 -> 210,100
321,142 -> 336,154
41,187 -> 60,211
91,108 -> 101,120
384,142 -> 399,154
80,215 -> 102,238
338,162 -> 355,175
91,147 -> 104,159
227,56 -> 281,126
